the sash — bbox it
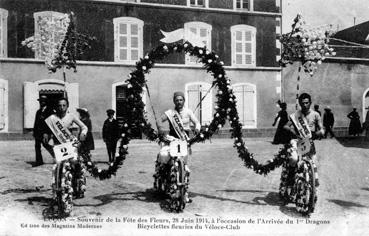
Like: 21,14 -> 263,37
164,110 -> 189,141
289,110 -> 312,139
45,114 -> 75,144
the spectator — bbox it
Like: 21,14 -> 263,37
314,104 -> 321,117
77,108 -> 95,154
33,95 -> 55,166
347,108 -> 361,136
323,107 -> 335,138
102,109 -> 120,163
272,102 -> 290,144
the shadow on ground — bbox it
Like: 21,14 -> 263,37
335,137 -> 369,149
1,186 -> 49,195
327,199 -> 367,208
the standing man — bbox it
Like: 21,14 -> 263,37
102,109 -> 120,163
314,104 -> 321,117
323,107 -> 335,138
33,95 -> 55,166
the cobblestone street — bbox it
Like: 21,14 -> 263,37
1,137 -> 369,235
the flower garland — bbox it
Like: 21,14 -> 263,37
119,42 -> 288,176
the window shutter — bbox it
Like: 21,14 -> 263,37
233,86 -> 244,124
200,83 -> 212,125
24,82 -> 39,129
187,84 -> 200,118
114,22 -> 119,61
0,81 -> 5,129
252,31 -> 256,65
243,85 -> 255,126
65,83 -> 79,114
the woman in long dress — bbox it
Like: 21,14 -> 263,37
347,108 -> 361,136
272,102 -> 290,144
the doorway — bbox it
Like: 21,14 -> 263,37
39,90 -> 65,112
363,89 -> 369,122
115,84 -> 142,139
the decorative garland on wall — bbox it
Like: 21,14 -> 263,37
83,41 -> 289,179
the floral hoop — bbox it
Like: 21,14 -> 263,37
83,41 -> 288,179
116,41 -> 286,176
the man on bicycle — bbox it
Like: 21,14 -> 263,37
283,93 -> 324,186
45,97 -> 88,198
155,91 -> 200,203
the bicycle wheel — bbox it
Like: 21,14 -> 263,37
53,161 -> 74,216
279,163 -> 290,202
169,158 -> 186,212
72,159 -> 87,198
295,160 -> 317,215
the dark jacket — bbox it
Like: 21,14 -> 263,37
323,111 -> 334,127
102,118 -> 120,142
33,106 -> 55,139
80,117 -> 95,151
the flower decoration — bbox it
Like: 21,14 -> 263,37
22,12 -> 95,73
114,42 -> 288,176
279,14 -> 336,75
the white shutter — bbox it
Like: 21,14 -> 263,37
0,81 -> 5,129
65,83 -> 79,114
233,86 -> 244,124
186,84 -> 200,119
243,85 -> 256,126
200,84 -> 212,125
114,22 -> 119,61
251,31 -> 256,65
24,82 -> 39,129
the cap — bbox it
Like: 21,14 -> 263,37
106,109 -> 115,115
37,95 -> 48,101
173,91 -> 185,100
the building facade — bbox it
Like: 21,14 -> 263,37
282,20 -> 369,136
0,0 -> 282,138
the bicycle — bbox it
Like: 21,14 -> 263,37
279,138 -> 318,216
153,135 -> 190,212
49,138 -> 87,217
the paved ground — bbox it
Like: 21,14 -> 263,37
1,137 -> 369,236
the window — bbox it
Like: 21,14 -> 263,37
232,83 -> 256,128
231,25 -> 256,67
184,22 -> 212,64
113,17 -> 144,64
187,0 -> 209,8
0,8 -> 8,58
185,82 -> 212,126
0,79 -> 8,131
33,11 -> 69,60
233,0 -> 253,11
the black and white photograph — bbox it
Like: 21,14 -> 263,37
0,0 -> 369,235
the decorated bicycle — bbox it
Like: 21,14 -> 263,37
152,91 -> 201,212
279,93 -> 322,215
